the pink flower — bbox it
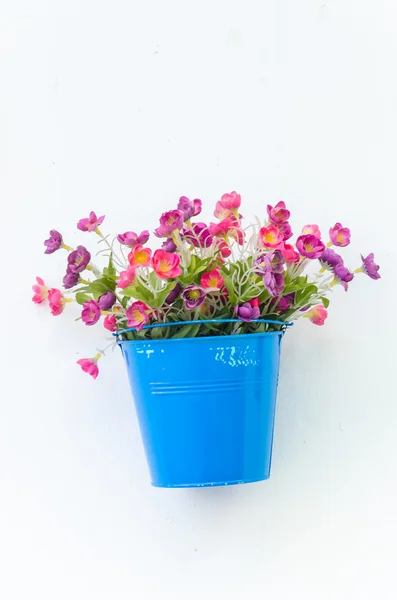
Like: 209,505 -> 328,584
201,268 -> 224,289
218,191 -> 241,211
128,244 -> 152,267
214,201 -> 233,220
258,225 -> 284,248
209,217 -> 235,238
177,197 -> 202,221
117,230 -> 150,247
77,357 -> 100,379
81,300 -> 101,326
32,277 -> 48,304
182,222 -> 213,248
103,313 -> 117,332
302,224 -> 321,238
296,234 -> 325,259
77,211 -> 105,232
117,265 -> 136,288
306,305 -> 328,326
48,288 -> 69,316
126,301 -> 149,330
281,243 -> 300,263
154,210 -> 184,238
329,223 -> 351,247
216,239 -> 232,258
267,201 -> 290,224
152,249 -> 182,279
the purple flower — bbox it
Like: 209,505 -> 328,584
67,245 -> 91,273
44,230 -> 63,254
177,196 -> 203,221
81,300 -> 101,326
264,271 -> 285,297
98,291 -> 116,310
162,238 -> 177,253
319,248 -> 343,270
117,230 -> 149,247
277,222 -> 293,241
329,222 -> 351,247
182,222 -> 213,248
267,249 -> 285,273
77,211 -> 105,232
360,253 -> 381,280
165,283 -> 181,305
296,234 -> 325,259
271,293 -> 295,312
63,269 -> 80,289
267,201 -> 290,224
154,210 -> 184,238
334,265 -> 354,291
182,286 -> 206,309
235,303 -> 260,322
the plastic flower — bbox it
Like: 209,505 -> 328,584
117,265 -> 136,288
274,293 -> 295,312
235,302 -> 260,322
228,217 -> 244,245
216,239 -> 232,258
183,222 -> 213,248
214,201 -> 233,220
266,249 -> 285,273
81,300 -> 101,326
333,265 -> 354,291
77,356 -> 100,379
126,301 -> 149,330
128,244 -> 152,267
67,246 -> 91,273
77,211 -> 105,232
182,286 -> 206,309
63,269 -> 80,289
177,197 -> 202,221
329,223 -> 351,247
103,313 -> 117,332
152,249 -> 182,279
98,291 -> 116,310
302,224 -> 321,238
277,221 -> 293,241
117,230 -> 149,247
306,305 -> 328,325
356,253 -> 381,280
264,271 -> 285,297
209,217 -> 235,238
154,210 -> 184,238
319,248 -> 343,270
296,234 -> 325,259
48,288 -> 70,316
162,238 -> 177,253
258,225 -> 284,248
164,283 -> 181,305
218,191 -> 241,211
32,277 -> 48,304
201,268 -> 224,289
281,243 -> 300,263
44,230 -> 63,254
267,201 -> 290,224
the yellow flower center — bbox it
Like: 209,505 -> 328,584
159,259 -> 170,272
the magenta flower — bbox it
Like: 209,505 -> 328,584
281,243 -> 300,263
277,221 -> 293,241
152,249 -> 182,279
117,230 -> 150,247
98,291 -> 116,310
358,253 -> 381,280
219,191 -> 241,211
48,288 -> 69,316
329,222 -> 351,247
258,225 -> 284,248
183,222 -> 213,248
182,286 -> 206,310
333,265 -> 354,291
117,265 -> 136,288
177,196 -> 202,221
67,246 -> 91,273
165,283 -> 181,305
77,211 -> 105,232
103,314 -> 117,332
81,300 -> 101,326
77,357 -> 99,379
296,234 -> 325,259
235,302 -> 260,322
275,293 -> 295,311
216,239 -> 232,258
162,238 -> 177,253
32,277 -> 48,304
44,230 -> 63,254
154,210 -> 184,238
126,301 -> 149,330
319,248 -> 343,270
63,269 -> 80,289
264,270 -> 285,297
267,201 -> 290,224
306,305 -> 328,326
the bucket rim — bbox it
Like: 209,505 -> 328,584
116,328 -> 288,347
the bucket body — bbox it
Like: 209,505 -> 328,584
119,331 -> 283,487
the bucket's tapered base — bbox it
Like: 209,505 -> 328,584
152,476 -> 269,488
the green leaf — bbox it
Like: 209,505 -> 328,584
321,296 -> 330,309
103,253 -> 117,279
171,323 -> 201,339
75,292 -> 92,305
221,273 -> 238,304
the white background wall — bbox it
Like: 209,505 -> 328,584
1,1 -> 397,598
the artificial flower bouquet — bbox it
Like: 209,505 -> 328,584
33,192 -> 380,379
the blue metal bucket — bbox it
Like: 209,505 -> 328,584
116,319 -> 289,488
